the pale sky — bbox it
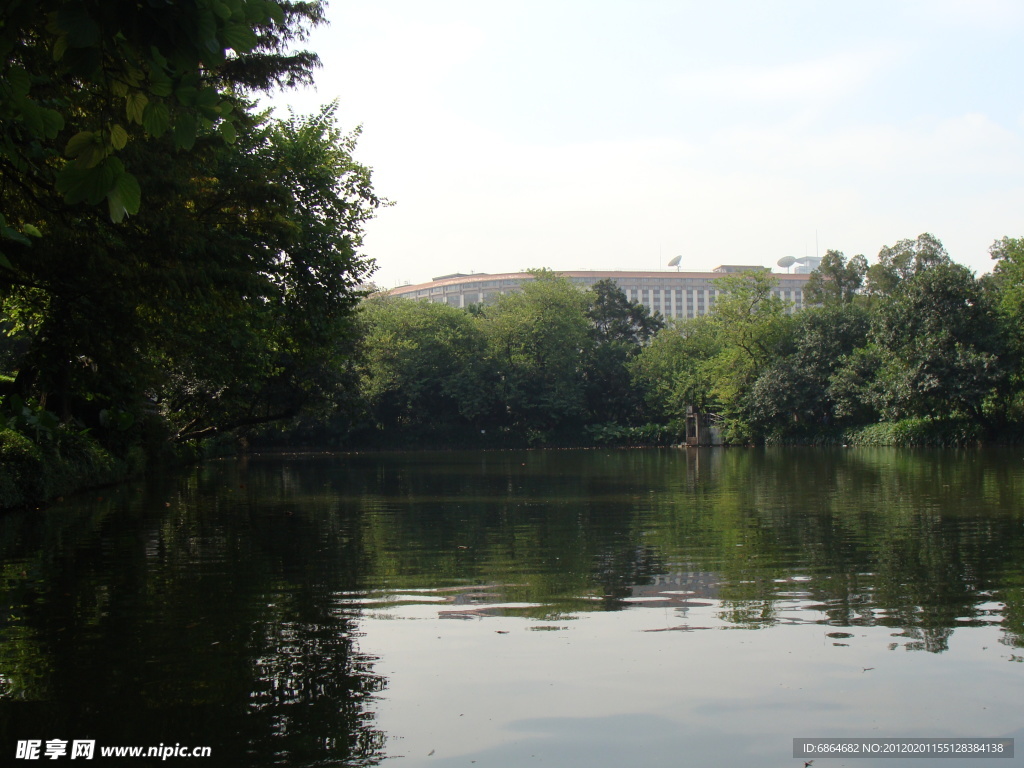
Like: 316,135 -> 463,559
267,0 -> 1024,289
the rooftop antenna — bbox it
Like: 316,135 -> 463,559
667,255 -> 682,271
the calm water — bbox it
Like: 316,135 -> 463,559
1,447 -> 1023,767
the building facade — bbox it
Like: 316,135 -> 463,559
388,267 -> 813,320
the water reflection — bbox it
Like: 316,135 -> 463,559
0,447 -> 1022,766
0,471 -> 387,766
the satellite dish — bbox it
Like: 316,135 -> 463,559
667,255 -> 682,267
777,256 -> 797,268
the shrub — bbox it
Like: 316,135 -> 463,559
0,427 -> 137,509
0,429 -> 47,507
845,418 -> 983,447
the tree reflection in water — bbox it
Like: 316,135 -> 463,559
0,467 -> 388,766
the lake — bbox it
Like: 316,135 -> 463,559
1,447 -> 1022,767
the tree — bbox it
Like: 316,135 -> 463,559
1,103 -> 382,446
868,248 -> 1003,423
477,271 -> 593,441
355,295 -> 489,442
587,279 -> 664,345
628,316 -> 721,435
0,0 -> 322,229
584,279 -> 663,424
804,250 -> 867,305
705,271 -> 792,440
154,105 -> 382,442
985,236 -> 1024,420
827,345 -> 885,425
0,2 -> 386,449
629,272 -> 794,441
746,303 -> 870,432
865,233 -> 948,297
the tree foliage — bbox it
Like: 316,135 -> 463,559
587,278 -> 664,345
1,0 -> 323,228
986,236 -> 1024,419
344,233 -> 1021,448
584,279 -> 664,425
627,234 -> 1011,443
629,316 -> 720,433
2,99 -> 380,447
0,1 -> 386,455
477,271 -> 593,440
356,295 -> 489,440
746,303 -> 870,432
868,257 -> 1002,422
804,250 -> 867,305
152,104 -> 381,441
702,271 -> 791,440
866,232 -> 948,297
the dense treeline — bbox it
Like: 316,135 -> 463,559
340,233 -> 1024,449
343,272 -> 663,448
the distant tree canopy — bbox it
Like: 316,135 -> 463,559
624,233 -> 1016,444
343,236 -> 1024,448
349,273 -> 664,446
588,278 -> 664,345
804,250 -> 867,305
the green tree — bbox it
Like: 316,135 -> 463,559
0,1 -> 363,450
587,278 -> 664,345
155,105 -> 381,442
985,236 -> 1024,421
746,303 -> 870,433
804,249 -> 868,305
584,279 -> 663,425
478,271 -> 593,442
865,233 -> 948,298
868,247 -> 1002,423
355,295 -> 489,442
1,0 -> 321,228
705,271 -> 791,440
827,345 -> 885,425
628,316 -> 721,435
1,104 -> 382,446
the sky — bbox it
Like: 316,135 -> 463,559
265,0 -> 1024,289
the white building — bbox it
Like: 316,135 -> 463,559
388,267 -> 812,320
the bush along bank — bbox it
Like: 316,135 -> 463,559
843,418 -> 986,447
761,418 -> 988,448
0,427 -> 143,509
